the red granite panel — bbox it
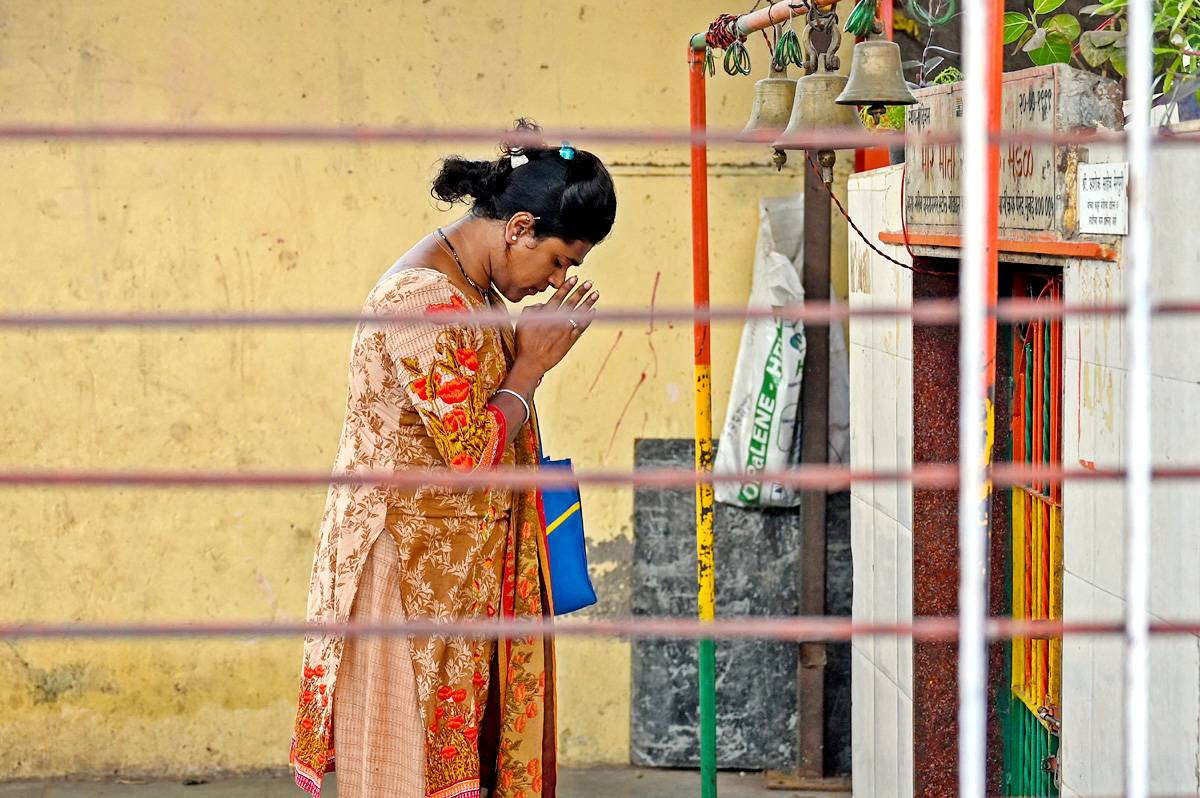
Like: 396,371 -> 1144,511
912,269 -> 961,798
910,265 -> 1011,798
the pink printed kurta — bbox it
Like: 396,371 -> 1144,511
290,268 -> 556,798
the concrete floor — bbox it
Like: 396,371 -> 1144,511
0,768 -> 850,798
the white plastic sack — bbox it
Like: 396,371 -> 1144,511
715,194 -> 807,508
827,303 -> 850,468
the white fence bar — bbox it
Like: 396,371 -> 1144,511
957,2 -> 994,798
1124,1 -> 1154,798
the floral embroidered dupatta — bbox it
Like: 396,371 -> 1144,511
291,269 -> 556,798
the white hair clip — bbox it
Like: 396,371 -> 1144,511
510,152 -> 529,168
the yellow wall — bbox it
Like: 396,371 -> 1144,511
0,0 -> 853,778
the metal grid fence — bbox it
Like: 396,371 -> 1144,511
0,1 -> 1195,796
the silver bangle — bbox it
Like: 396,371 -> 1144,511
493,388 -> 531,427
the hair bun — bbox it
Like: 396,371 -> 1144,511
430,117 -> 616,245
431,156 -> 508,205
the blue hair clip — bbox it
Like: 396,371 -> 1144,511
558,141 -> 575,161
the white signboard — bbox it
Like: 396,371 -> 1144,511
1077,162 -> 1128,235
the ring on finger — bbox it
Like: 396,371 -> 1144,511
568,319 -> 580,330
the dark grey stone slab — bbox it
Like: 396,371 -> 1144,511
823,489 -> 852,776
629,438 -> 852,775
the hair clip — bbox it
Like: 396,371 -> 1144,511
510,152 -> 529,168
558,142 -> 575,161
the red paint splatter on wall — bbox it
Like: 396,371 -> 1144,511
589,331 -> 623,393
605,371 -> 647,460
645,271 -> 661,378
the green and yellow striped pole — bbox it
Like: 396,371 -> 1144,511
687,40 -> 718,798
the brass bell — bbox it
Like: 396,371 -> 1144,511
739,67 -> 796,142
835,38 -> 917,124
773,55 -> 864,157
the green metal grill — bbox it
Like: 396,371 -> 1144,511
1001,689 -> 1059,796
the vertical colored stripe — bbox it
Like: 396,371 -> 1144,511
1011,490 -> 1026,693
687,44 -> 717,798
1049,505 -> 1063,708
1033,322 -> 1044,493
1025,341 -> 1034,467
1014,337 -> 1026,464
1043,322 -> 1051,474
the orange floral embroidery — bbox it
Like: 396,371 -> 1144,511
451,452 -> 476,471
442,407 -> 468,433
396,299 -> 505,473
456,347 -> 480,371
425,295 -> 469,316
437,377 -> 471,404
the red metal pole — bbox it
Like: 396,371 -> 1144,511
689,52 -> 712,361
985,0 -> 1003,391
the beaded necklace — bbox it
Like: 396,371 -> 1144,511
436,228 -> 489,304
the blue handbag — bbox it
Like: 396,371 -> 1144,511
539,452 -> 598,615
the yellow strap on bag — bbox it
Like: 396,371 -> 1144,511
545,502 -> 581,536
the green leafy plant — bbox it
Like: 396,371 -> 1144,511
1003,0 -> 1087,68
931,65 -> 963,84
1004,0 -> 1200,102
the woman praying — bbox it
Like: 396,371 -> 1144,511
289,123 -> 617,798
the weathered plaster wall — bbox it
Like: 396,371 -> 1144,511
0,0 -> 856,779
1057,144 -> 1200,798
846,164 -> 914,798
